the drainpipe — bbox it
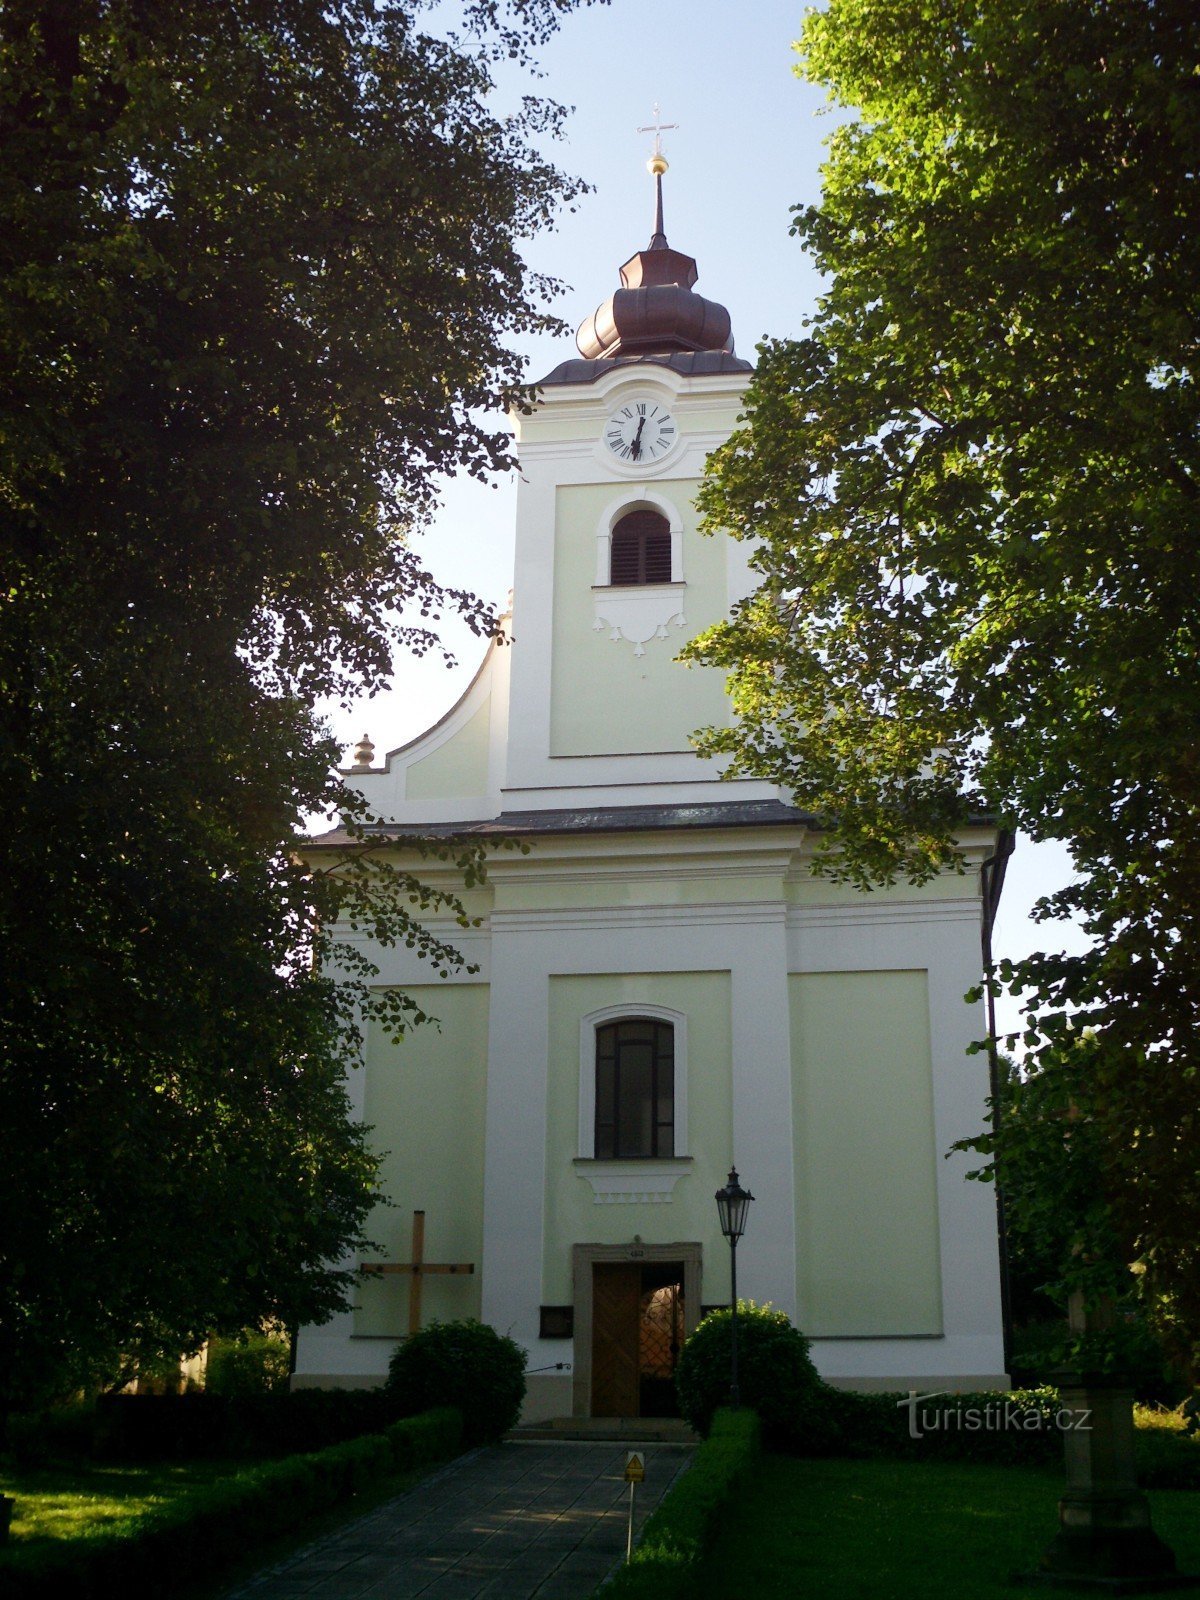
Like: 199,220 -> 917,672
981,828 -> 1017,1378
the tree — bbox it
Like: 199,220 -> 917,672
687,0 -> 1200,1360
968,1042 -> 1184,1390
0,0 -> 587,1412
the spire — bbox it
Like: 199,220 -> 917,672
651,170 -> 667,250
573,115 -> 736,362
637,104 -> 676,250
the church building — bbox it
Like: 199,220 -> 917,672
293,155 -> 1008,1419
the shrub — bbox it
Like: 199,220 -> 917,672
1134,1404 -> 1200,1489
601,1408 -> 760,1600
386,1320 -> 526,1445
205,1332 -> 291,1398
674,1302 -> 830,1450
818,1386 -> 1064,1466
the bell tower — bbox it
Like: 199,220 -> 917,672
502,149 -> 770,814
342,146 -> 779,826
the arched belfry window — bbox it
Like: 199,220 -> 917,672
609,509 -> 672,586
594,1018 -> 675,1159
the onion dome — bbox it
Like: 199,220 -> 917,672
575,157 -> 736,360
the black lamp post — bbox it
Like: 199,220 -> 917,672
715,1167 -> 755,1409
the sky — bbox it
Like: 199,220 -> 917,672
322,0 -> 1093,1042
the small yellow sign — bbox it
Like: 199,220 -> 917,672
624,1450 -> 646,1484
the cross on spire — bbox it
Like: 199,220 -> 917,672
637,102 -> 678,165
636,103 -> 678,249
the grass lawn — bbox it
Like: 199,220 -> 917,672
0,1457 -> 236,1544
697,1457 -> 1200,1600
0,1453 -> 446,1598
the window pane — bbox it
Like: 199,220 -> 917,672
657,1073 -> 674,1128
594,1017 -> 675,1159
595,1048 -> 615,1158
616,1041 -> 653,1156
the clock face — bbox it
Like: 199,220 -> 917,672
603,400 -> 677,465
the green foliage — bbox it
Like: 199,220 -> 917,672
205,1333 -> 291,1400
1010,1319 -> 1175,1403
1133,1405 -> 1200,1491
963,1042 -> 1195,1386
0,1407 -> 462,1597
385,1320 -> 526,1444
599,1408 -> 760,1600
0,0 -> 589,1413
685,0 -> 1200,1366
674,1303 -> 827,1449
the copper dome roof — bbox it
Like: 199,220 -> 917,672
575,173 -> 736,361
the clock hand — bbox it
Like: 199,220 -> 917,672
630,416 -> 646,460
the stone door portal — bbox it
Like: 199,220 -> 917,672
573,1241 -> 702,1419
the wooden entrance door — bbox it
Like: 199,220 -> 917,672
591,1263 -> 641,1417
591,1260 -> 686,1417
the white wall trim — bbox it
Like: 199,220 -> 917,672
576,1002 -> 689,1159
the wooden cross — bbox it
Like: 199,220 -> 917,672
361,1210 -> 475,1336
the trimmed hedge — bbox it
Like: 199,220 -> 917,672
597,1408 -> 761,1600
789,1386 -> 1200,1482
817,1386 -> 1065,1466
90,1386 -> 404,1461
0,1406 -> 462,1599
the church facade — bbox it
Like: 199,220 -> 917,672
293,174 -> 1008,1418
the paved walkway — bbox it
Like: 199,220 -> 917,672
227,1440 -> 695,1600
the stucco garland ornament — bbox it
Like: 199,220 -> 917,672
592,589 -> 687,656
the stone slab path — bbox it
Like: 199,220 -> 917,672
225,1440 -> 695,1600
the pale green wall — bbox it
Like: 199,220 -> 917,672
788,867 -> 980,906
354,985 -> 489,1336
542,972 -> 732,1301
549,481 -> 730,757
789,971 -> 943,1337
496,870 -> 787,915
404,698 -> 491,802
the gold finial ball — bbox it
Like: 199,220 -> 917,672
647,152 -> 669,177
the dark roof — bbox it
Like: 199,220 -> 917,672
538,350 -> 752,388
309,798 -> 812,848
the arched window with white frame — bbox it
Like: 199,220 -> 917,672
593,492 -> 684,590
578,1004 -> 689,1162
